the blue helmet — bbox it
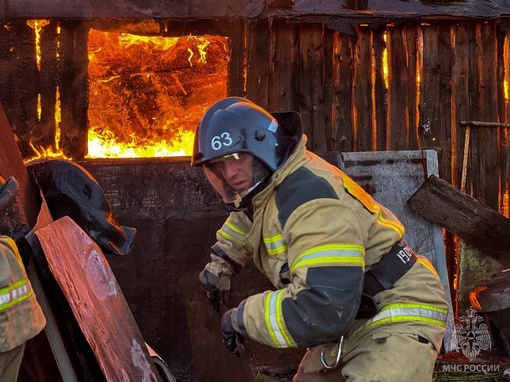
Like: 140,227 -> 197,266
191,97 -> 298,171
192,97 -> 302,205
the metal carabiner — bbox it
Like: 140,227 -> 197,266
320,336 -> 344,370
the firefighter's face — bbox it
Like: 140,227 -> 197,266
202,152 -> 255,203
212,153 -> 254,195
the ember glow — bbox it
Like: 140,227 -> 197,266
87,30 -> 229,158
26,20 -> 67,162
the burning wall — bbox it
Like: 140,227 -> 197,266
1,19 -> 231,161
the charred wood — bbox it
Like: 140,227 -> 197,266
407,175 -> 510,262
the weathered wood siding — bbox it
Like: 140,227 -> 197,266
2,18 -> 506,215
244,20 -> 510,314
0,18 -> 509,314
246,20 -> 509,221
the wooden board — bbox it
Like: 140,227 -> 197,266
0,102 -> 39,228
407,174 -> 510,261
332,32 -> 354,152
352,27 -> 372,152
34,216 -> 162,382
387,27 -> 407,150
298,24 -> 326,152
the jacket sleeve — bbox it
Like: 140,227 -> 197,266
0,235 -> 46,352
208,211 -> 253,276
234,198 -> 368,348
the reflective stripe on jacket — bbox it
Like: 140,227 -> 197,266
211,136 -> 448,350
0,235 -> 46,352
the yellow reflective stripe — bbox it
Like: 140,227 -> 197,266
263,234 -> 288,256
365,303 -> 448,330
338,170 -> 405,237
264,290 -> 294,348
219,221 -> 247,245
340,172 -> 377,212
0,278 -> 33,311
291,244 -> 365,274
372,205 -> 405,237
417,257 -> 440,279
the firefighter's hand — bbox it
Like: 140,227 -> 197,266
221,308 -> 244,357
0,177 -> 20,236
199,264 -> 230,312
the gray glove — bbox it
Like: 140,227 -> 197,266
0,176 -> 21,237
199,262 -> 231,312
221,308 -> 244,357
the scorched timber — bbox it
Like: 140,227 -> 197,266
407,175 -> 510,262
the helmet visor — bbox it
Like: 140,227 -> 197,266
203,152 -> 271,204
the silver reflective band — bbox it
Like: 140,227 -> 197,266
368,306 -> 448,327
0,280 -> 31,309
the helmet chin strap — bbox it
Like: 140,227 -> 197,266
224,177 -> 271,217
239,180 -> 263,199
230,179 -> 264,207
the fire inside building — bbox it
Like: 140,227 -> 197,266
1,0 -> 510,381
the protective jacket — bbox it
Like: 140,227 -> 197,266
210,136 -> 448,351
0,235 -> 46,352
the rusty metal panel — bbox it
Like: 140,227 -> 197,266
34,216 -> 162,382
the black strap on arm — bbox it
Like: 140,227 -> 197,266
363,239 -> 417,297
356,239 -> 417,319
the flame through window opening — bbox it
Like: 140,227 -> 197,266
26,20 -> 229,160
87,29 -> 229,158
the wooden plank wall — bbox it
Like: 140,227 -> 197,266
247,20 -> 509,216
1,18 -> 508,214
0,18 -> 509,313
245,19 -> 510,314
5,18 -> 506,215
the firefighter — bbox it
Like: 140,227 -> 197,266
192,97 -> 448,381
0,177 -> 46,382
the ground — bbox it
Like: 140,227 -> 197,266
252,350 -> 510,382
434,350 -> 510,382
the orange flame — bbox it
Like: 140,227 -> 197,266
87,30 -> 229,158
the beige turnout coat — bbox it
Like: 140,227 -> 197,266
0,236 -> 46,352
209,136 -> 448,351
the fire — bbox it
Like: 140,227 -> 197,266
27,19 -> 50,71
24,19 -> 68,164
87,30 -> 229,158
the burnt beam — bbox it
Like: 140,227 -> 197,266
407,174 -> 510,262
59,21 -> 89,159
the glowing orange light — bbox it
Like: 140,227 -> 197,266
86,29 -> 229,159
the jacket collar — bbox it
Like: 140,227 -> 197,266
252,134 -> 309,209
